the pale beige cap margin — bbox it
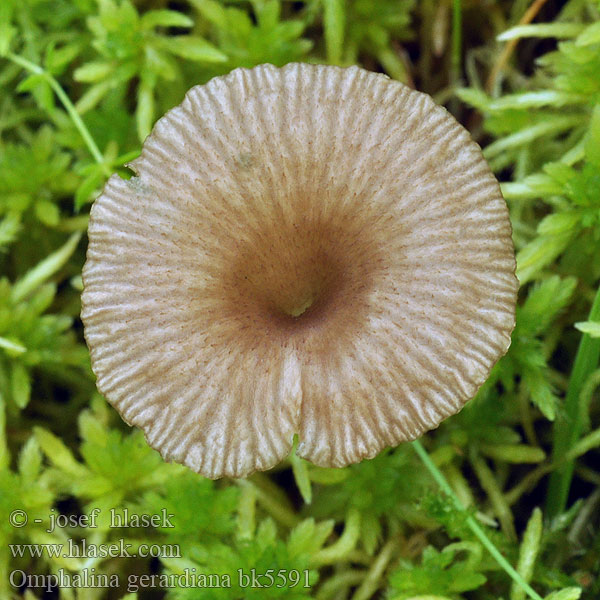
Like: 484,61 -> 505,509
81,62 -> 518,479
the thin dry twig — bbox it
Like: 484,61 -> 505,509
486,0 -> 551,93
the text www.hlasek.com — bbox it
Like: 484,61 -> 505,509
9,539 -> 181,559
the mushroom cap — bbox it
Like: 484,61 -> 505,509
81,63 -> 517,479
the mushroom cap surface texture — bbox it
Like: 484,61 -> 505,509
81,63 -> 518,479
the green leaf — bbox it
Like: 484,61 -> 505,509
135,470 -> 238,552
26,283 -> 57,318
323,0 -> 345,64
511,508 -> 543,600
70,275 -> 83,292
544,161 -> 576,185
16,73 -> 47,93
18,437 -> 42,483
0,395 -> 7,469
136,77 -> 155,142
484,116 -> 583,159
574,321 -> 600,338
0,2 -> 15,56
163,35 -> 227,63
290,450 -> 312,505
275,20 -> 306,43
45,42 -> 82,75
74,61 -> 114,83
144,46 -> 177,81
389,544 -> 487,597
497,23 -> 586,42
488,90 -> 587,110
34,200 -> 60,227
30,79 -> 55,113
255,516 -> 277,548
78,411 -> 109,447
11,233 -> 81,303
308,465 -> 349,484
537,213 -> 580,236
522,362 -> 557,420
11,362 -> 31,409
479,444 -> 546,464
544,588 -> 582,600
34,427 -> 89,477
575,21 -> 600,46
456,87 -> 491,111
361,512 -> 382,555
288,518 -> 334,559
190,0 -> 228,29
520,275 -> 578,334
501,174 -> 563,200
584,104 -> 600,167
75,169 -> 105,211
75,80 -> 113,114
141,10 -> 194,30
0,213 -> 21,250
516,231 -> 575,284
0,336 -> 27,356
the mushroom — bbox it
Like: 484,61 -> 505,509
81,63 -> 517,479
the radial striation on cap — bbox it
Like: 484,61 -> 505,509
81,63 -> 518,479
